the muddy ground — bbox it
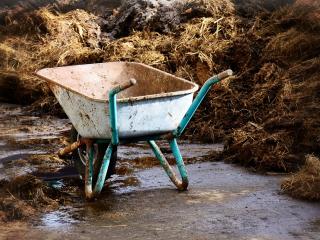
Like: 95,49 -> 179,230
0,0 -> 319,238
0,102 -> 319,239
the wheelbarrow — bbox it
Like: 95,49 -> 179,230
36,62 -> 232,199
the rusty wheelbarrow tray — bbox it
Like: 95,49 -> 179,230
36,62 -> 233,199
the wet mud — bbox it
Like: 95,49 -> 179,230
0,102 -> 319,239
1,162 -> 320,240
0,103 -> 71,179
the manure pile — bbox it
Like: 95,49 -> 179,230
0,0 -> 319,200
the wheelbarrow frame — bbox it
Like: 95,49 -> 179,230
58,69 -> 233,199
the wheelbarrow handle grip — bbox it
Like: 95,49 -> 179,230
217,69 -> 233,81
118,78 -> 137,92
109,78 -> 137,96
173,69 -> 233,137
57,140 -> 83,157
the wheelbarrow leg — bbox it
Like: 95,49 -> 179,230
148,138 -> 188,190
84,143 -> 94,198
84,143 -> 115,200
148,70 -> 233,190
85,79 -> 137,200
93,143 -> 114,194
173,69 -> 233,138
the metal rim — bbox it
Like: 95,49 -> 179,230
36,62 -> 199,103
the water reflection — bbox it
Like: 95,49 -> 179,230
41,206 -> 81,229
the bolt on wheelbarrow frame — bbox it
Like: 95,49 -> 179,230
58,69 -> 233,199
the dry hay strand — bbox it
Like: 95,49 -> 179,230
175,64 -> 196,81
171,1 -> 237,79
281,155 -> 320,200
172,16 -> 236,76
0,37 -> 48,103
184,0 -> 235,18
0,197 -> 35,222
181,0 -> 237,31
0,174 -> 61,222
102,31 -> 170,71
30,8 -> 103,67
263,28 -> 320,64
4,175 -> 59,207
103,12 -> 238,83
2,8 -> 103,70
102,7 -> 238,78
222,121 -> 305,172
0,8 -> 104,107
103,0 -> 238,84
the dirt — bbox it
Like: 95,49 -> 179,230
0,103 -> 78,221
0,103 -> 70,170
102,0 -> 228,38
0,102 -> 319,239
0,0 -> 319,216
1,164 -> 320,239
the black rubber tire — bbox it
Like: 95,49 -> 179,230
70,126 -> 117,182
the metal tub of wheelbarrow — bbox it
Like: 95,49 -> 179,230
36,62 -> 233,199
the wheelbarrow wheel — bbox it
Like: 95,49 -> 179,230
70,126 -> 117,183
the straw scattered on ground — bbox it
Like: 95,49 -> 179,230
281,155 -> 320,201
0,175 -> 57,221
0,172 -> 82,222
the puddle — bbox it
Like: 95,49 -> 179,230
0,102 -> 319,239
117,142 -> 223,161
40,206 -> 81,229
33,166 -> 79,181
0,150 -> 46,162
26,162 -> 319,240
0,103 -> 70,179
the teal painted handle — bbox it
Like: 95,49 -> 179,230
174,69 -> 233,137
109,78 -> 137,145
